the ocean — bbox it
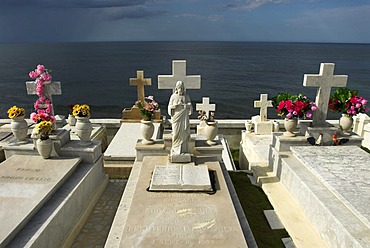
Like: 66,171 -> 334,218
0,41 -> 369,120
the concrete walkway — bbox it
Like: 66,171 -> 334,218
71,179 -> 127,248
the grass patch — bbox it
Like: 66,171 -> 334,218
230,148 -> 240,170
361,146 -> 370,154
229,171 -> 289,248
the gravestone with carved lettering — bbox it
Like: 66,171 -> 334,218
253,93 -> 274,134
122,70 -> 161,122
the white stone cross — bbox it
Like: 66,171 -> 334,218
196,97 -> 216,119
158,60 -> 201,92
26,81 -> 62,116
303,63 -> 348,127
254,94 -> 273,122
130,70 -> 151,104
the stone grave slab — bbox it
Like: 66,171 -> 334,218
263,210 -> 284,230
0,155 -> 81,247
104,123 -> 161,162
291,146 -> 370,228
106,156 -> 248,247
0,131 -> 12,141
149,164 -> 212,192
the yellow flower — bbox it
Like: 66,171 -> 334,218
7,105 -> 25,119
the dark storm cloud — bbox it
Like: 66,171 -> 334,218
0,0 -> 153,9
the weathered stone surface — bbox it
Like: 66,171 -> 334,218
106,156 -> 248,248
0,155 -> 81,247
291,146 -> 370,229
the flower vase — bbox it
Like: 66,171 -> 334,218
204,121 -> 218,145
36,138 -> 53,159
67,114 -> 77,126
284,118 -> 297,137
339,114 -> 353,135
140,120 -> 154,145
10,115 -> 28,143
245,120 -> 253,133
76,116 -> 93,142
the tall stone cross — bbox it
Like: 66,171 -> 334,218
196,97 -> 216,119
158,60 -> 201,92
303,63 -> 348,127
130,70 -> 151,104
26,81 -> 62,116
254,94 -> 273,122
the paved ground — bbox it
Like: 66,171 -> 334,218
71,179 -> 127,248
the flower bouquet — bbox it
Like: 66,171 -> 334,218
8,106 -> 28,141
7,105 -> 25,119
198,111 -> 215,124
72,104 -> 91,117
272,93 -> 317,119
34,121 -> 53,140
329,88 -> 368,117
135,96 -> 159,121
30,109 -> 56,123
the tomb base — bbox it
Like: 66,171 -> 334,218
277,146 -> 370,248
170,153 -> 192,163
121,106 -> 162,123
105,156 -> 253,247
2,155 -> 108,248
254,121 -> 273,135
300,121 -> 363,146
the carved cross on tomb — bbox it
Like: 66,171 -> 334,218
254,94 -> 273,122
130,70 -> 151,104
196,97 -> 216,119
158,60 -> 201,92
26,81 -> 62,116
303,63 -> 348,127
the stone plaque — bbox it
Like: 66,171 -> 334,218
0,155 -> 81,246
150,165 -> 212,192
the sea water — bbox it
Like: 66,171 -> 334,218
0,41 -> 369,119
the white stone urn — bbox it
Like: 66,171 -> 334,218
339,114 -> 353,135
10,115 -> 28,142
36,138 -> 53,159
284,118 -> 297,137
204,121 -> 218,145
140,120 -> 154,145
245,120 -> 253,133
75,116 -> 93,141
67,114 -> 77,126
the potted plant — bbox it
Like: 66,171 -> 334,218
329,88 -> 368,134
33,120 -> 53,158
72,104 -> 93,141
135,96 -> 159,144
135,96 -> 159,121
272,93 -> 317,136
7,105 -> 28,142
198,110 -> 218,145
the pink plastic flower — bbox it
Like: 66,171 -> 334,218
29,71 -> 38,79
286,112 -> 293,119
306,112 -> 312,118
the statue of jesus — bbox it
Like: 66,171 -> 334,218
168,81 -> 192,161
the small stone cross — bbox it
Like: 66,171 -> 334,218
196,97 -> 216,119
26,81 -> 62,116
158,60 -> 201,92
130,70 -> 151,104
254,94 -> 273,122
303,63 -> 348,127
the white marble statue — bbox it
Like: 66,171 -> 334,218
168,81 -> 192,160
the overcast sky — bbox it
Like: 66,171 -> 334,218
0,0 -> 369,43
